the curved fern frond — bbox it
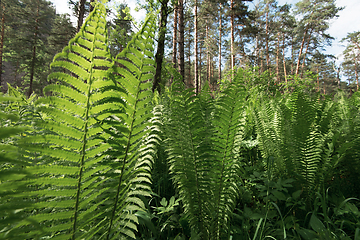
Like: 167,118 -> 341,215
0,95 -> 31,239
254,91 -> 333,206
13,2 -> 123,239
163,79 -> 213,238
100,12 -> 158,240
211,74 -> 246,239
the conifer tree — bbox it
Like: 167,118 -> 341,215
8,0 -> 55,96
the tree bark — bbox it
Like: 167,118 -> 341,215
265,1 -> 270,69
178,0 -> 184,83
290,35 -> 294,74
282,33 -> 287,85
188,27 -> 191,87
194,0 -> 199,94
218,3 -> 222,82
276,32 -> 280,83
172,3 -> 178,69
28,0 -> 40,97
199,41 -> 202,90
0,3 -> 5,88
206,20 -> 210,83
300,31 -> 312,78
230,0 -> 234,79
152,0 -> 169,93
317,67 -> 319,92
355,56 -> 359,91
76,0 -> 86,32
295,25 -> 309,75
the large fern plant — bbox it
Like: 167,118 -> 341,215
254,91 -> 339,206
0,1 -> 158,239
161,71 -> 247,239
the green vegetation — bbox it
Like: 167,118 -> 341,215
1,1 -> 360,240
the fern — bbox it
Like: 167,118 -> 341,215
1,2 -> 158,239
0,95 -> 31,239
100,12 -> 158,240
162,70 -> 247,239
254,91 -> 335,206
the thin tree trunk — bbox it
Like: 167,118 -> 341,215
291,35 -> 294,74
265,1 -> 270,69
230,0 -> 234,79
206,20 -> 210,83
172,3 -> 178,69
218,3 -> 222,82
178,0 -> 184,83
152,0 -> 169,93
28,1 -> 40,97
276,32 -> 280,83
300,32 -> 312,78
0,3 -> 5,87
188,27 -> 191,87
77,0 -> 86,32
282,33 -> 287,85
194,0 -> 198,94
355,56 -> 359,91
316,67 -> 319,92
260,50 -> 264,74
199,42 -> 202,90
295,26 -> 309,75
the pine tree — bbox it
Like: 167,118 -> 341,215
7,0 -> 56,96
341,31 -> 360,91
294,0 -> 342,75
108,3 -> 133,57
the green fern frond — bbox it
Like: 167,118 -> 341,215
100,12 -> 158,240
11,2 -> 122,239
163,79 -> 213,238
211,75 -> 247,239
254,91 -> 335,206
0,95 -> 31,239
162,72 -> 248,239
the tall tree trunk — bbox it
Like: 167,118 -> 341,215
260,49 -> 264,74
276,32 -> 280,83
355,56 -> 359,91
230,0 -> 234,79
265,1 -> 270,69
0,3 -> 5,88
282,33 -> 287,85
295,26 -> 309,75
199,42 -> 202,90
77,0 -> 86,32
218,3 -> 222,82
152,0 -> 169,93
194,0 -> 199,94
28,1 -> 40,97
316,67 -> 319,92
188,27 -> 191,87
291,35 -> 294,75
178,0 -> 184,83
206,20 -> 210,83
300,32 -> 312,78
172,3 -> 178,69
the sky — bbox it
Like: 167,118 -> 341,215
50,0 -> 360,66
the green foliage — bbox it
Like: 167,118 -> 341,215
1,1 -> 159,239
254,90 -> 336,205
1,2 -> 360,239
160,70 -> 247,239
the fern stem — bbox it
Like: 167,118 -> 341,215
107,58 -> 145,239
214,100 -> 235,239
71,16 -> 96,240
